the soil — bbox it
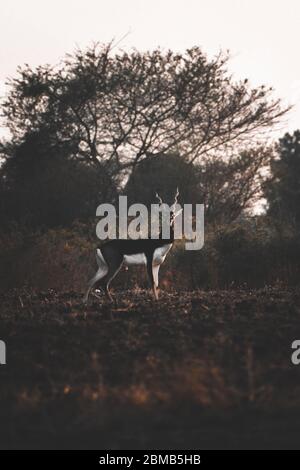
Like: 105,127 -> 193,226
0,287 -> 300,449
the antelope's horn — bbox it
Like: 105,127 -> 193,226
155,192 -> 163,206
171,187 -> 179,210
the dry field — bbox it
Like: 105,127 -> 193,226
0,287 -> 300,449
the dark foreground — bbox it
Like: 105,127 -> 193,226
0,287 -> 300,449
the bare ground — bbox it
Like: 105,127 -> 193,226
0,287 -> 300,449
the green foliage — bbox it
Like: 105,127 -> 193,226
125,147 -> 273,224
125,153 -> 200,206
265,130 -> 300,230
0,131 -> 117,229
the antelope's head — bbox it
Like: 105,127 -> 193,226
155,188 -> 182,227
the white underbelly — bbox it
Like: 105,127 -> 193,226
123,245 -> 172,267
123,253 -> 147,265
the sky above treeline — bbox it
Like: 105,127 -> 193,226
1,0 -> 300,138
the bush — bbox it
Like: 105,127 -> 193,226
1,218 -> 300,292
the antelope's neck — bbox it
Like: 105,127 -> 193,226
158,226 -> 174,244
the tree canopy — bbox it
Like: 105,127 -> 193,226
2,43 -> 288,178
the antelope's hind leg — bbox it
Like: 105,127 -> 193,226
83,264 -> 108,305
147,261 -> 159,300
102,254 -> 124,302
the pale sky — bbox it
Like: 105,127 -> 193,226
1,0 -> 300,138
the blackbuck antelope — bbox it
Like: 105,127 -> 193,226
83,190 -> 182,303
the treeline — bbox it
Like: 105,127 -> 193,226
0,44 -> 299,291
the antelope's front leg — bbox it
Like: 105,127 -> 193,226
147,261 -> 159,300
152,264 -> 160,300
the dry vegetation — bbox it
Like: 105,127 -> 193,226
0,287 -> 300,449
